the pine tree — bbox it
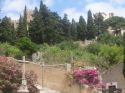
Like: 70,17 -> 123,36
62,14 -> 71,40
87,10 -> 96,40
77,16 -> 87,41
70,19 -> 77,40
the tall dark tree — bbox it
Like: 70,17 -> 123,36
87,10 -> 96,40
94,12 -> 106,36
17,6 -> 28,38
123,33 -> 125,78
29,1 -> 64,44
70,19 -> 77,40
77,16 -> 87,41
17,15 -> 27,38
29,7 -> 44,43
62,14 -> 71,39
0,16 -> 14,42
23,6 -> 28,35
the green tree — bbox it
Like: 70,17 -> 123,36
105,16 -> 125,35
23,6 -> 28,35
0,16 -> 15,42
29,7 -> 44,43
16,37 -> 38,56
17,6 -> 28,38
70,19 -> 77,40
62,14 -> 71,39
29,1 -> 64,44
94,12 -> 106,36
87,10 -> 96,40
77,16 -> 87,40
123,33 -> 125,77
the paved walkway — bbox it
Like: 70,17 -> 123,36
40,87 -> 60,93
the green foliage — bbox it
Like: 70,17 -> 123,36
87,10 -> 96,40
0,16 -> 15,43
62,14 -> 71,39
105,16 -> 125,30
57,41 -> 79,50
70,19 -> 77,40
98,33 -> 123,46
29,1 -> 64,44
86,43 -> 101,55
17,6 -> 28,38
123,33 -> 125,78
94,12 -> 107,35
86,43 -> 123,66
77,16 -> 87,41
0,43 -> 23,58
16,37 -> 38,55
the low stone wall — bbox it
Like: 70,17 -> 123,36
21,62 -> 101,93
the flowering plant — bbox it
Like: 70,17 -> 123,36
0,56 -> 37,93
71,68 -> 104,88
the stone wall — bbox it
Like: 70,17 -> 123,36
22,62 -> 101,93
102,62 -> 125,93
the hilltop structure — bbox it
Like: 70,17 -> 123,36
12,9 -> 33,30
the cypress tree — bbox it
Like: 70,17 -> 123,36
70,19 -> 77,40
87,10 -> 96,40
23,6 -> 28,33
77,16 -> 87,41
62,14 -> 71,40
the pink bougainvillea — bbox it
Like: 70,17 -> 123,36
71,68 -> 104,88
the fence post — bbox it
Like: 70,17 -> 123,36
66,63 -> 71,72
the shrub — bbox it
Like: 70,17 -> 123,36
0,43 -> 23,58
16,37 -> 38,56
0,56 -> 37,93
99,45 -> 123,65
57,41 -> 79,50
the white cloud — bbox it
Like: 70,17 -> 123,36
62,8 -> 86,22
110,0 -> 125,5
1,0 -> 40,20
86,0 -> 95,3
85,2 -> 125,17
43,0 -> 55,7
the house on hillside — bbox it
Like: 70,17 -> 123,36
108,26 -> 125,36
101,62 -> 125,93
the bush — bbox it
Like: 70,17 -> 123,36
98,33 -> 123,46
86,43 -> 101,55
85,43 -> 123,67
99,45 -> 123,65
57,41 -> 79,50
16,37 -> 38,56
0,56 -> 37,93
71,68 -> 104,88
0,43 -> 23,58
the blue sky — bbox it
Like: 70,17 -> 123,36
0,0 -> 125,21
